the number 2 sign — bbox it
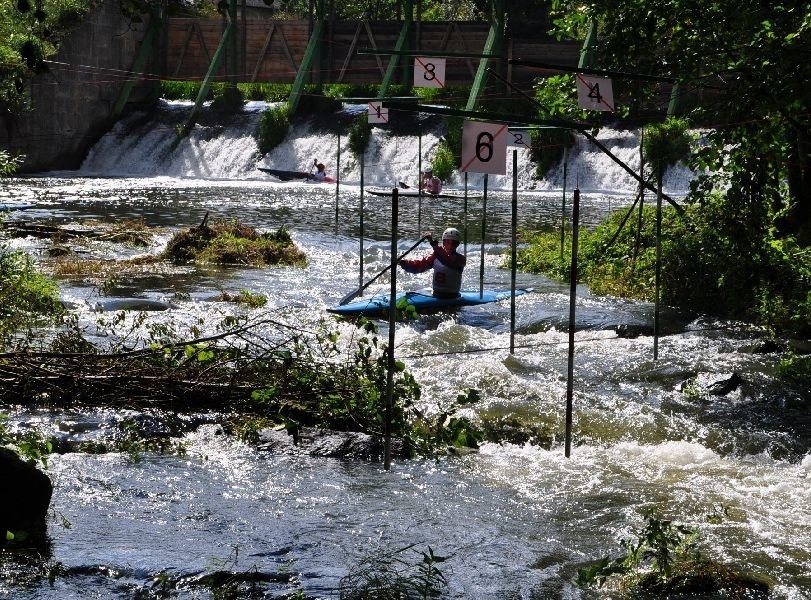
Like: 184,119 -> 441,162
413,57 -> 446,89
576,74 -> 616,112
507,129 -> 532,150
461,120 -> 508,175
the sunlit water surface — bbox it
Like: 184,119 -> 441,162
1,118 -> 809,599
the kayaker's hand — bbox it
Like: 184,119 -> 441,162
422,232 -> 433,244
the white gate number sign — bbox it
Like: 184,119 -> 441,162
576,74 -> 615,112
413,57 -> 446,89
368,101 -> 389,124
508,129 -> 532,150
461,120 -> 508,175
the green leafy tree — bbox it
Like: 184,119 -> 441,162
549,0 -> 811,241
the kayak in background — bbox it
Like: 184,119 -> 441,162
328,288 -> 532,318
0,203 -> 35,211
364,186 -> 482,199
258,167 -> 335,183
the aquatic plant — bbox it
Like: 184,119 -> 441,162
0,150 -> 24,176
513,198 -> 811,336
0,242 -> 64,347
576,514 -> 770,598
257,104 -> 291,155
212,289 -> 269,308
339,543 -> 449,600
162,219 -> 306,267
347,114 -> 371,160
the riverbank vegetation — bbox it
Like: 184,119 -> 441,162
514,0 -> 811,339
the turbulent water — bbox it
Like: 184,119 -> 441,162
0,101 -> 809,599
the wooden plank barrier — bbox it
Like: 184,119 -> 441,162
162,17 -> 580,87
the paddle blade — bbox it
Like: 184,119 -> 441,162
338,288 -> 362,306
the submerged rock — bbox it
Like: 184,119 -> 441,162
705,372 -> 744,396
93,298 -> 177,311
256,426 -> 403,460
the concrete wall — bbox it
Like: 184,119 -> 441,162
0,0 -> 159,172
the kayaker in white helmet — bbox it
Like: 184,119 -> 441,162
399,227 -> 466,298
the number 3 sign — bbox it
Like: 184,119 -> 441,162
461,120 -> 508,175
413,57 -> 446,89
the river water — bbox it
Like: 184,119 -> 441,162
0,101 -> 809,599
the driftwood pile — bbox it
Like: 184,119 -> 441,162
0,318 -> 314,411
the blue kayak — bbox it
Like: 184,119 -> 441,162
328,288 -> 532,318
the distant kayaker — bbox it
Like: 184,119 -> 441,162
312,162 -> 328,182
399,227 -> 466,298
421,167 -> 442,196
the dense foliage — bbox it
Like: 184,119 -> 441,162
517,0 -> 811,334
548,0 -> 811,240
576,514 -> 770,596
516,201 -> 811,335
0,0 -> 97,117
0,242 -> 64,347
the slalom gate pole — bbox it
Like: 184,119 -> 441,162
479,174 -> 488,298
359,153 -> 365,292
463,172 -> 469,255
654,167 -> 662,360
417,129 -> 422,235
384,188 -> 399,471
560,147 -> 567,260
511,149 -> 518,354
565,188 -> 580,458
335,133 -> 341,227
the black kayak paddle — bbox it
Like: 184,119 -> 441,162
338,235 -> 428,305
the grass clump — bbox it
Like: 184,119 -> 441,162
347,114 -> 372,160
256,104 -> 290,155
211,289 -> 268,308
162,219 -> 306,267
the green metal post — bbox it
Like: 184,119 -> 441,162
228,0 -> 237,86
578,20 -> 598,69
378,0 -> 413,98
181,16 -> 235,137
288,0 -> 325,114
113,15 -> 160,118
466,0 -> 505,111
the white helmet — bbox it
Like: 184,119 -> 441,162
442,227 -> 461,242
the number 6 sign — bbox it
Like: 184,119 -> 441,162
461,120 -> 508,175
413,57 -> 446,89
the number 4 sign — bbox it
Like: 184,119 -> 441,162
413,57 -> 446,89
576,74 -> 616,112
461,120 -> 508,175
